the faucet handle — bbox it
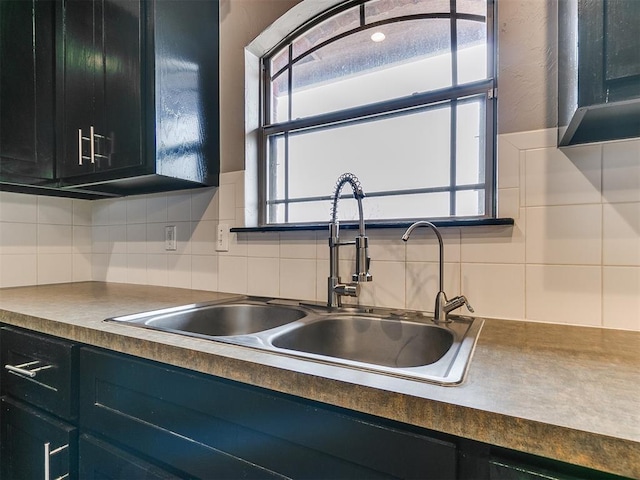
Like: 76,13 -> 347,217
454,295 -> 474,313
444,295 -> 474,315
461,295 -> 474,313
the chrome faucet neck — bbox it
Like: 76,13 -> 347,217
402,221 -> 473,322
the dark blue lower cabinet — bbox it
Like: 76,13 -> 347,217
78,434 -> 181,480
78,347 -> 457,479
0,397 -> 77,480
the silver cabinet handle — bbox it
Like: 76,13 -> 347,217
5,360 -> 53,378
44,442 -> 69,480
78,129 -> 83,165
89,125 -> 96,164
78,128 -> 93,165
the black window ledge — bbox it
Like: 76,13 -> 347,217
232,217 -> 514,233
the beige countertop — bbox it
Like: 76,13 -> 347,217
0,282 -> 638,478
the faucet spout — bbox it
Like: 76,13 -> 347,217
402,221 -> 473,323
328,173 -> 373,307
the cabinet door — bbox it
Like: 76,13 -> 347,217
59,0 -> 143,179
603,0 -> 640,102
79,434 -> 182,480
578,0 -> 640,105
0,0 -> 56,182
100,0 -> 143,172
1,397 -> 77,480
81,347 -> 457,479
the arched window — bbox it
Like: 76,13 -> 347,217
259,0 -> 496,225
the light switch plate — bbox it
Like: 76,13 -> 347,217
216,223 -> 229,252
165,225 -> 177,251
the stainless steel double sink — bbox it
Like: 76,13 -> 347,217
105,297 -> 484,385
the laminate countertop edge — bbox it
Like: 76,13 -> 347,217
0,282 -> 638,478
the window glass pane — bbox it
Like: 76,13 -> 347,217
284,193 -> 452,224
292,5 -> 360,59
457,19 -> 487,84
279,106 -> 451,201
266,134 -> 286,202
287,200 -> 337,224
364,0 -> 448,23
456,189 -> 484,216
290,19 -> 452,119
364,192 -> 451,220
456,98 -> 484,186
456,0 -> 487,16
271,71 -> 289,123
270,47 -> 289,77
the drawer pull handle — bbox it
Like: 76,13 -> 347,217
44,442 -> 69,480
5,360 -> 53,378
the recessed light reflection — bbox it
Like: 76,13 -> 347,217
370,31 -> 386,42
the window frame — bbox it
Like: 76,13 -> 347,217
257,0 -> 497,227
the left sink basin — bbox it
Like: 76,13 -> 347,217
106,301 -> 308,337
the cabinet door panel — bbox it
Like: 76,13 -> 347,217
0,0 -> 55,181
101,0 -> 143,172
604,0 -> 640,83
1,397 -> 77,480
60,0 -> 98,178
80,347 -> 456,479
79,434 -> 182,480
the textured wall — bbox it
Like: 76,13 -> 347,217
497,0 -> 558,133
219,0 -> 300,173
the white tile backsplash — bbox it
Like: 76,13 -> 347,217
0,192 -> 37,223
602,266 -> 640,330
38,254 -> 73,285
602,139 -> 640,203
0,223 -> 37,255
462,263 -> 525,320
524,144 -> 601,206
218,255 -> 248,294
38,196 -> 74,225
279,258 -> 316,301
526,204 -> 602,265
248,257 -> 280,297
1,133 -> 639,331
526,265 -> 602,326
603,202 -> 640,266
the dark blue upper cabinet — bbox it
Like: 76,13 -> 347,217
558,0 -> 640,146
57,0 -> 220,196
0,0 -> 56,185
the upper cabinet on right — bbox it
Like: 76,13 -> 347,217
558,0 -> 640,146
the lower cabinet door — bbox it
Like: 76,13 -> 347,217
80,347 -> 457,479
78,434 -> 183,480
0,396 -> 77,480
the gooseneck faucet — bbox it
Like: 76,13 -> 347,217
328,173 -> 373,307
402,221 -> 474,323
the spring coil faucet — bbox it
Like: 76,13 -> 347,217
328,173 -> 373,307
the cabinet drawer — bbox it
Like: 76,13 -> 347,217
80,347 -> 457,479
1,326 -> 78,420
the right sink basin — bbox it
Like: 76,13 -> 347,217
270,315 -> 454,368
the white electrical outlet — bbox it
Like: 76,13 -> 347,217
216,223 -> 229,252
165,225 -> 177,251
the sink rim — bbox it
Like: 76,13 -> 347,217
104,296 -> 484,386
